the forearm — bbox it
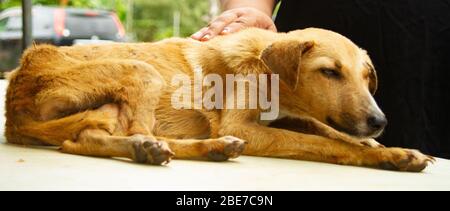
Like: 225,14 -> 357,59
270,117 -> 384,147
219,122 -> 369,161
220,0 -> 276,17
219,120 -> 432,172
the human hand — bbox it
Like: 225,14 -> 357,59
191,7 -> 277,41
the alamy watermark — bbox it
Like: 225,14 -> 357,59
171,67 -> 280,121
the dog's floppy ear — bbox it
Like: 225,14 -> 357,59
366,63 -> 378,95
261,40 -> 314,90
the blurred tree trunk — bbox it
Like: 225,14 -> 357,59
22,0 -> 32,51
126,0 -> 133,34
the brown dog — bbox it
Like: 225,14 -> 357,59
5,28 -> 434,172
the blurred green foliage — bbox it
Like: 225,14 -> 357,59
0,0 -> 212,41
132,0 -> 210,41
0,0 -> 118,10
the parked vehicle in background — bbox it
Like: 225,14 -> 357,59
0,6 -> 126,73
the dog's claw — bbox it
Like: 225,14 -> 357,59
378,148 -> 433,172
426,155 -> 436,164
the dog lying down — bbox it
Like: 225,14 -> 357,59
5,28 -> 434,172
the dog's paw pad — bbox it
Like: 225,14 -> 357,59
207,151 -> 230,162
208,136 -> 246,161
222,136 -> 246,158
131,135 -> 174,165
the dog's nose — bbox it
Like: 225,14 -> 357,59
367,115 -> 388,131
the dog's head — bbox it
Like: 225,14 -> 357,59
261,28 -> 386,138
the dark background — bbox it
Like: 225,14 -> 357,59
276,0 -> 450,158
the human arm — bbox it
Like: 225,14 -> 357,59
191,0 -> 277,41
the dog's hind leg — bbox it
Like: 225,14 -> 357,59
22,103 -> 174,165
61,130 -> 175,165
62,133 -> 245,163
61,131 -> 246,164
16,102 -> 243,164
34,59 -> 165,136
158,136 -> 246,161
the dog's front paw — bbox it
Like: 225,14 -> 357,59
378,148 -> 435,172
207,136 -> 247,161
131,135 -> 175,165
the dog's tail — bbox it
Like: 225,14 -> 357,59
9,102 -> 119,146
6,111 -> 103,146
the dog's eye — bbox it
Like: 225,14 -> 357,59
320,68 -> 341,79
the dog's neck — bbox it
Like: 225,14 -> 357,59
208,28 -> 279,71
185,28 -> 279,74
184,28 -> 302,116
